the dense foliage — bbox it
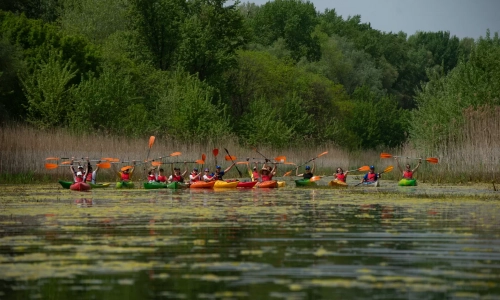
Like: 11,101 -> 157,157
0,0 -> 496,151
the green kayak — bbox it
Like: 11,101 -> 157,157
116,181 -> 134,189
143,181 -> 186,189
59,180 -> 110,189
398,178 -> 417,186
295,179 -> 317,187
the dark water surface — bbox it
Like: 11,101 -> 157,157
1,181 -> 500,299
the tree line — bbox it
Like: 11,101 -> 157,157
1,0 -> 498,152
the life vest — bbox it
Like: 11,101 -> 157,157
121,172 -> 130,181
147,174 -> 156,182
366,172 -> 378,182
85,173 -> 92,182
215,171 -> 225,180
74,176 -> 84,183
261,174 -> 272,182
190,173 -> 200,182
403,170 -> 413,179
336,173 -> 346,182
172,174 -> 183,182
203,175 -> 213,181
157,175 -> 167,182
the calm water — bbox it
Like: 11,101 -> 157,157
1,179 -> 500,299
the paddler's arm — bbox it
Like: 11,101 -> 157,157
412,159 -> 422,173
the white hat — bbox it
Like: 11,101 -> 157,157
76,171 -> 83,176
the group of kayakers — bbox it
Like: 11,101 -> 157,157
68,155 -> 422,185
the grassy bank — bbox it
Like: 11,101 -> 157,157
0,124 -> 498,184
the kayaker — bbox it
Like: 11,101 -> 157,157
118,162 -> 135,181
157,168 -> 167,183
202,168 -> 213,182
147,167 -> 156,183
396,157 -> 421,179
189,167 -> 202,183
334,167 -> 349,183
260,165 -> 276,182
169,162 -> 187,183
70,159 -> 88,183
213,163 -> 235,180
360,166 -> 380,184
296,160 -> 315,179
85,160 -> 99,184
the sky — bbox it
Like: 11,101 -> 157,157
240,0 -> 500,39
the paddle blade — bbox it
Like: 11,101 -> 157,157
225,155 -> 237,161
213,149 -> 219,157
317,151 -> 328,158
151,161 -> 162,167
169,152 -> 181,157
96,162 -> 111,169
202,153 -> 206,162
45,163 -> 59,169
61,161 -> 72,165
382,166 -> 394,174
148,136 -> 155,148
275,156 -> 286,163
283,170 -> 293,177
426,157 -> 439,164
358,166 -> 371,172
195,159 -> 205,164
121,166 -> 133,172
284,162 -> 296,165
236,162 -> 248,165
380,153 -> 393,159
45,157 -> 59,161
310,176 -> 322,182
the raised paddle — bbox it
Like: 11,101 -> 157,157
224,148 -> 242,177
380,153 -> 439,164
225,155 -> 237,161
146,136 -> 155,162
283,151 -> 328,176
347,166 -> 371,172
213,149 -> 219,166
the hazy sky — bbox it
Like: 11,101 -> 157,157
240,0 -> 500,39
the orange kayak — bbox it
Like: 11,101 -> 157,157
190,181 -> 216,189
256,180 -> 278,188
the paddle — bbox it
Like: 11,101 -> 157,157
355,165 -> 394,186
283,151 -> 328,176
224,148 -> 242,177
380,153 -> 439,164
45,163 -> 62,169
146,136 -> 155,162
96,162 -> 111,169
347,166 -> 371,172
213,149 -> 219,166
225,155 -> 237,161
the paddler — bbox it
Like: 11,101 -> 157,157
189,167 -> 202,183
360,166 -> 379,184
296,160 -> 315,179
169,162 -> 187,183
118,162 -> 135,181
396,157 -> 421,179
70,158 -> 89,183
212,163 -> 235,181
334,167 -> 349,183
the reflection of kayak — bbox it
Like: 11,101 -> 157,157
116,181 -> 134,189
256,180 -> 278,188
70,182 -> 91,191
277,181 -> 286,188
363,181 -> 380,187
398,178 -> 417,186
214,180 -> 239,188
143,181 -> 186,189
237,181 -> 257,188
328,180 -> 348,188
295,179 -> 317,187
190,181 -> 215,189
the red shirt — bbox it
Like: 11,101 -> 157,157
336,173 -> 346,182
157,175 -> 167,182
403,170 -> 413,179
121,172 -> 130,181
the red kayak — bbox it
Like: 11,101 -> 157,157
237,181 -> 257,188
70,182 -> 91,191
256,180 -> 278,188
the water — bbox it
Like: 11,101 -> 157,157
1,180 -> 500,299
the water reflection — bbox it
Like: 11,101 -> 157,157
0,184 -> 499,299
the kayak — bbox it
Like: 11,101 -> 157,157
60,180 -> 109,189
190,181 -> 216,189
70,182 -> 91,191
214,180 -> 239,188
236,181 -> 257,188
256,180 -> 278,188
328,180 -> 348,188
116,181 -> 134,189
295,179 -> 317,187
89,182 -> 110,188
362,181 -> 380,187
398,178 -> 417,186
277,181 -> 286,188
144,181 -> 186,189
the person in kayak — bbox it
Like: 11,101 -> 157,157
395,157 -> 422,179
360,166 -> 379,184
202,168 -> 213,182
189,167 -> 202,183
70,159 -> 88,183
334,167 -> 349,182
85,162 -> 100,184
260,161 -> 277,181
252,164 -> 260,182
157,168 -> 167,183
147,167 -> 156,183
169,162 -> 187,183
296,160 -> 315,179
118,162 -> 135,181
212,163 -> 236,180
